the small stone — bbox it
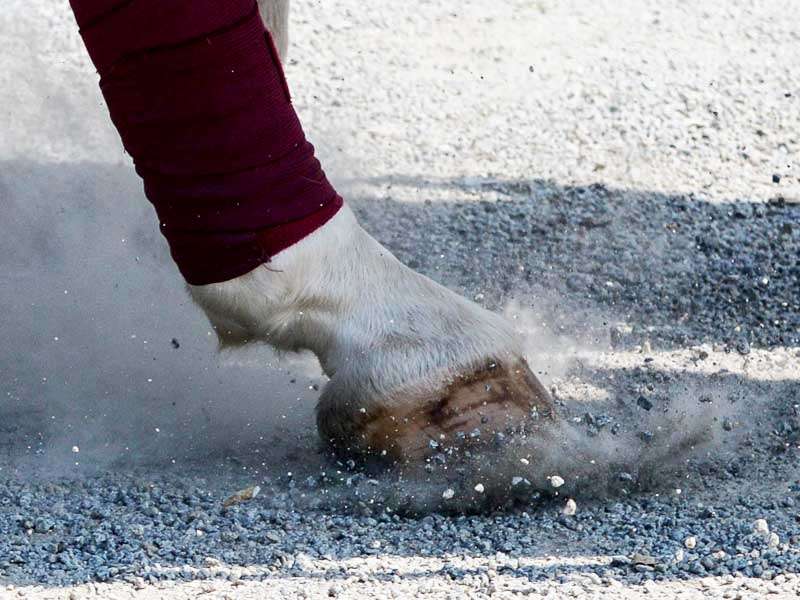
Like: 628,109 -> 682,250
474,483 -> 485,493
618,472 -> 634,483
264,531 -> 282,543
753,519 -> 770,536
723,418 -> 734,432
610,323 -> 634,347
636,396 -> 653,411
631,553 -> 656,566
34,517 -> 55,533
610,555 -> 631,567
684,536 -> 697,549
549,475 -> 565,488
585,572 -> 602,585
594,414 -> 613,429
442,488 -> 455,500
701,556 -> 716,570
222,485 -> 260,508
563,498 -> 577,516
772,173 -> 781,184
768,533 -> 780,547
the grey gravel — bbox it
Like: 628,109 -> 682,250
3,0 -> 800,598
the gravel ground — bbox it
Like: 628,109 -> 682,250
2,0 -> 800,598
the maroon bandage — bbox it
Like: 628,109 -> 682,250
70,0 -> 342,284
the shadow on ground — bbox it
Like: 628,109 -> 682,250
349,174 -> 799,350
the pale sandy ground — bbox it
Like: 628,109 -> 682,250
9,569 -> 800,600
2,0 -> 799,599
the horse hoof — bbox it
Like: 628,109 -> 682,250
321,358 -> 555,463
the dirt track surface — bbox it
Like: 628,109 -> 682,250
2,0 -> 799,598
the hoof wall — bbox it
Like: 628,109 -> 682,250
359,359 -> 555,463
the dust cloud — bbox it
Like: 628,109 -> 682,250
0,159 -> 326,478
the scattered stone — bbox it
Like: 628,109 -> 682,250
33,517 -> 55,533
610,555 -> 632,567
563,499 -> 577,516
264,531 -> 282,543
631,553 -> 657,567
753,519 -> 770,536
222,485 -> 260,508
636,396 -> 653,411
700,506 -> 718,519
585,572 -> 602,586
610,323 -> 634,347
735,339 -> 751,355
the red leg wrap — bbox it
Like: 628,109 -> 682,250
70,0 -> 342,284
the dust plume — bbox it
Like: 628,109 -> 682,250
308,300 -> 753,515
0,159 -> 328,478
